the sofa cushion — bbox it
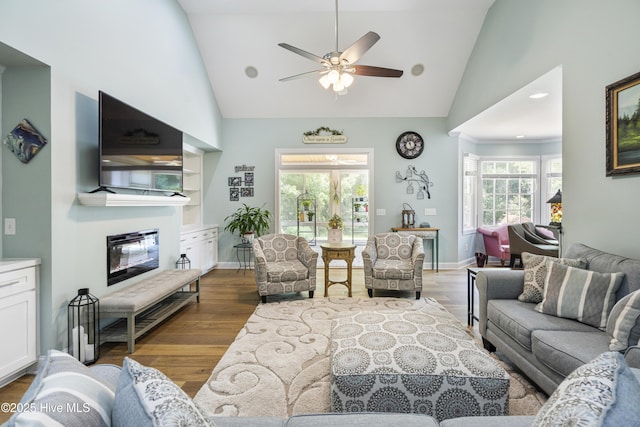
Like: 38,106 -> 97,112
607,290 -> 640,351
440,416 -> 536,427
536,261 -> 624,329
487,300 -> 597,351
518,252 -> 586,303
531,330 -> 610,378
6,349 -> 115,427
532,352 -> 640,426
285,412 -> 439,427
112,357 -> 215,427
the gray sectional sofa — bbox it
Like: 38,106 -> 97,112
477,243 -> 640,395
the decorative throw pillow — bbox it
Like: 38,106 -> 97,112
7,349 -> 115,427
112,357 -> 215,427
518,253 -> 587,303
607,290 -> 640,351
535,261 -> 624,330
532,352 -> 640,426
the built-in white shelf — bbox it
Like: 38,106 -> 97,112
77,193 -> 191,207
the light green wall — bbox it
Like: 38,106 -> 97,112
0,0 -> 222,353
449,0 -> 640,258
204,118 -> 462,267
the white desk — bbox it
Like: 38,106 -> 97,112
391,227 -> 440,272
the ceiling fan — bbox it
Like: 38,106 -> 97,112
278,0 -> 403,94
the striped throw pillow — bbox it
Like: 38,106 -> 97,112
536,261 -> 625,330
607,290 -> 640,351
518,252 -> 587,303
8,350 -> 115,427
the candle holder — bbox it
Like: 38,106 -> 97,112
68,288 -> 100,365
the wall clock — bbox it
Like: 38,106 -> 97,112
396,131 -> 424,159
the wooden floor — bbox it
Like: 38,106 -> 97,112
0,265 -> 478,423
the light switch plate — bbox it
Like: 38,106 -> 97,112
4,218 -> 16,235
424,208 -> 437,216
376,209 -> 386,216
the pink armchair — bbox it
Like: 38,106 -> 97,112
477,224 -> 510,266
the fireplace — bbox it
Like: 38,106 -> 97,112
107,229 -> 159,286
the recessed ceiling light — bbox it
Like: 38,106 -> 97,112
516,135 -> 525,139
245,66 -> 258,79
529,92 -> 548,99
411,64 -> 424,76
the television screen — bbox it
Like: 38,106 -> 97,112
99,91 -> 183,193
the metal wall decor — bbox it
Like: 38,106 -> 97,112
228,165 -> 255,201
395,165 -> 433,199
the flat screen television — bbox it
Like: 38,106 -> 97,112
99,91 -> 183,194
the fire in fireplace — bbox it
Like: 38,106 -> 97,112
106,229 -> 159,286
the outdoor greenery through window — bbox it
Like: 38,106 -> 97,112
481,159 -> 537,225
277,150 -> 372,243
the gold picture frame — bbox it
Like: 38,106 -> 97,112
606,70 -> 640,176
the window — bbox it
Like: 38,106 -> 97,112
276,149 -> 373,242
541,156 -> 562,222
480,159 -> 538,225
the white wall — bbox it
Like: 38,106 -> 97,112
0,0 -> 222,352
449,0 -> 640,258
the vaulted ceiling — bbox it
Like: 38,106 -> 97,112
177,0 -> 562,141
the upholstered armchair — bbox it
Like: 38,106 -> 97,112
507,223 -> 559,268
362,233 -> 425,299
477,224 -> 510,266
252,234 -> 318,303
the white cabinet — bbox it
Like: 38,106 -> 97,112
180,226 -> 218,274
0,259 -> 40,386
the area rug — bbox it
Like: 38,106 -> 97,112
194,297 -> 546,418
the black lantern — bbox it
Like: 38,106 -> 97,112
176,253 -> 191,269
68,288 -> 99,365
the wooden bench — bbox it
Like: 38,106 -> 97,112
100,269 -> 201,353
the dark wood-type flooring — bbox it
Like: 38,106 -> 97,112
0,265 -> 482,423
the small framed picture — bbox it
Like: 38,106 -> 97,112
244,172 -> 254,186
606,70 -> 640,176
228,176 -> 241,186
241,187 -> 254,197
229,187 -> 239,201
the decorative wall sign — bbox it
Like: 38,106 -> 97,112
302,126 -> 347,144
606,70 -> 640,176
3,119 -> 48,164
229,165 -> 256,200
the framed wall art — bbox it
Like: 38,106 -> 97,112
3,119 -> 48,164
606,70 -> 640,176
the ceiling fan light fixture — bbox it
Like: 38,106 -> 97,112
319,75 -> 331,89
327,69 -> 340,84
340,72 -> 354,88
333,80 -> 345,92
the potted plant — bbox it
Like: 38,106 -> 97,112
355,184 -> 367,201
301,199 -> 312,211
327,214 -> 344,243
224,203 -> 272,243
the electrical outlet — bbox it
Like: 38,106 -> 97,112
4,218 -> 16,235
376,209 -> 386,216
424,208 -> 437,216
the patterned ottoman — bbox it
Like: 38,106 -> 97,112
330,303 -> 509,422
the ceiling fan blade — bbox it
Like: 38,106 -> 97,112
278,43 -> 326,64
279,70 -> 323,82
339,31 -> 380,65
352,65 -> 404,78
